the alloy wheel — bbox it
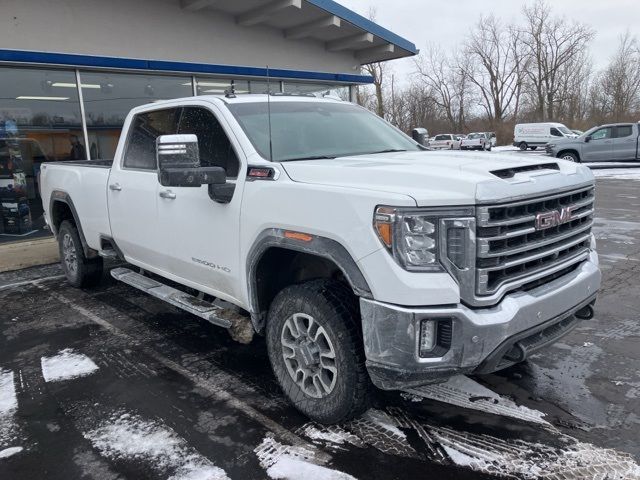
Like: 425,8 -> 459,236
280,312 -> 337,398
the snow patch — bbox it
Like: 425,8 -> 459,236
0,446 -> 23,459
592,168 -> 640,180
266,456 -> 356,480
0,370 -> 17,414
83,411 -> 228,480
407,375 -> 549,425
298,424 -> 363,447
41,349 -> 99,382
434,426 -> 640,479
255,436 -> 354,480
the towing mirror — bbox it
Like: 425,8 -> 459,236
156,134 -> 226,187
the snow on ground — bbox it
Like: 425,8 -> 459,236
255,436 -> 355,480
592,168 -> 640,180
433,426 -> 640,479
0,369 -> 21,456
0,446 -> 23,458
83,410 -> 229,480
0,369 -> 17,414
407,375 -> 550,426
41,348 -> 99,382
298,424 -> 363,448
360,409 -> 407,439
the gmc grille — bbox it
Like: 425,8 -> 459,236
475,186 -> 594,299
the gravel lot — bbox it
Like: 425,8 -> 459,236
1,168 -> 639,480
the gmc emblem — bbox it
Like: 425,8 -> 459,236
535,205 -> 577,230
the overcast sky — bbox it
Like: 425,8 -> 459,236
339,0 -> 640,81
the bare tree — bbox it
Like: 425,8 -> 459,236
598,31 -> 640,121
520,0 -> 595,120
462,15 -> 524,126
414,44 -> 468,131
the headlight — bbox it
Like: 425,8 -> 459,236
373,206 -> 475,272
547,144 -> 556,148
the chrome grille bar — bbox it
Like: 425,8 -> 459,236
474,185 -> 594,299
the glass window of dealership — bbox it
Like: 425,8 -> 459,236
0,65 -> 349,243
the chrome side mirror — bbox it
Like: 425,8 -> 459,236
156,134 -> 226,187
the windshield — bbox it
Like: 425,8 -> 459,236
467,133 -> 483,139
558,126 -> 573,135
226,101 -> 421,161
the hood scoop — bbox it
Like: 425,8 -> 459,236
490,163 -> 559,179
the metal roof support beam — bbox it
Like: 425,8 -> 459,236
180,0 -> 219,11
284,15 -> 341,40
355,43 -> 395,64
237,0 -> 302,27
326,33 -> 373,52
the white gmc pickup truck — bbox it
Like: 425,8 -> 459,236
40,94 -> 601,424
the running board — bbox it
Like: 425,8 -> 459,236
110,267 -> 232,328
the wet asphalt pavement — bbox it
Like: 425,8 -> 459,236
1,175 -> 639,479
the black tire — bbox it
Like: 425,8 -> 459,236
58,220 -> 103,288
519,142 -> 528,151
530,146 -> 538,151
266,279 -> 371,424
558,151 -> 580,163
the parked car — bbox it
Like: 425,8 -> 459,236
460,132 -> 491,151
546,122 -> 640,162
40,94 -> 600,424
513,122 -> 578,151
429,134 -> 461,150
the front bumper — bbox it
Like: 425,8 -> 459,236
360,251 -> 601,390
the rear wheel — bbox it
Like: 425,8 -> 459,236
530,146 -> 538,151
58,220 -> 103,288
266,279 -> 371,424
519,142 -> 528,151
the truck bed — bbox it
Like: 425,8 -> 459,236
40,160 -> 113,251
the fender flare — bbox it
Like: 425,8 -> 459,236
246,228 -> 372,330
49,190 -> 98,258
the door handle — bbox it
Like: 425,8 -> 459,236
159,190 -> 176,200
109,183 -> 122,191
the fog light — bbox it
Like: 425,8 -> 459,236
419,320 -> 436,356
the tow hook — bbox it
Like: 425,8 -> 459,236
575,304 -> 595,320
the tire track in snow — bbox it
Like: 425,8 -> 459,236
34,284 -> 330,463
406,375 -> 550,426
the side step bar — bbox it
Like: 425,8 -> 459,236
110,267 -> 233,328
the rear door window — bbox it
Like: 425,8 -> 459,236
614,125 -> 633,138
123,108 -> 180,170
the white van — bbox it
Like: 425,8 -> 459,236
513,123 -> 578,150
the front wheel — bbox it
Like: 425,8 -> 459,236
530,146 -> 538,151
58,220 -> 103,288
559,152 -> 580,163
266,279 -> 371,424
519,142 -> 528,151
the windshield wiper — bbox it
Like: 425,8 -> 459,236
281,155 -> 336,161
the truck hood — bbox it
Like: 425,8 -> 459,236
280,151 -> 594,206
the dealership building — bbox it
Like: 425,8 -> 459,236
0,0 -> 416,254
